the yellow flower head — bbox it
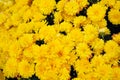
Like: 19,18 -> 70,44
54,11 -> 63,24
76,0 -> 89,9
114,1 -> 120,10
87,3 -> 107,22
18,60 -> 34,78
92,19 -> 107,28
76,42 -> 92,58
112,67 -> 120,79
108,9 -> 120,25
100,0 -> 116,7
112,33 -> 120,44
73,16 -> 87,27
18,34 -> 34,48
69,28 -> 84,43
35,0 -> 56,15
56,0 -> 67,12
91,38 -> 104,55
83,24 -> 99,43
59,21 -> 73,33
64,0 -> 80,16
61,12 -> 75,22
104,40 -> 119,53
3,58 -> 18,78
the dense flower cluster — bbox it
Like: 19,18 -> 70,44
0,0 -> 120,80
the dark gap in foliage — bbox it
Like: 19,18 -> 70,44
26,18 -> 32,23
55,0 -> 60,3
80,26 -> 84,31
73,46 -> 76,50
76,56 -> 80,60
59,31 -> 67,35
30,74 -> 40,80
89,53 -> 94,62
70,65 -> 77,80
104,35 -> 112,42
99,33 -> 112,42
100,50 -> 105,55
76,8 -> 87,16
5,77 -> 18,80
28,0 -> 33,6
32,30 -> 36,34
0,69 -> 3,71
59,20 -> 64,24
46,13 -> 54,25
118,60 -> 120,66
35,39 -> 45,46
88,0 -> 101,5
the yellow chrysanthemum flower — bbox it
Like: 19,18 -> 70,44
76,43 -> 92,58
83,24 -> 99,44
73,16 -> 87,27
99,0 -> 116,7
68,28 -> 84,43
76,0 -> 89,9
92,19 -> 107,28
0,0 -> 14,11
91,38 -> 104,55
61,12 -> 75,22
99,27 -> 111,35
74,59 -> 91,77
104,40 -> 120,53
54,11 -> 63,24
18,60 -> 34,78
39,25 -> 56,42
112,67 -> 120,79
114,1 -> 120,9
104,40 -> 120,60
9,41 -> 22,58
56,0 -> 67,12
3,58 -> 18,78
108,9 -> 120,25
64,0 -> 80,16
59,21 -> 73,33
87,3 -> 107,22
34,0 -> 56,15
112,33 -> 120,44
95,64 -> 112,79
0,12 -> 7,25
18,34 -> 34,48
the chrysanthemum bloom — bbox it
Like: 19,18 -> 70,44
54,12 -> 63,24
18,60 -> 34,78
87,3 -> 107,22
83,24 -> 99,44
112,33 -> 120,44
3,58 -> 18,78
56,0 -> 67,12
64,0 -> 80,16
108,9 -> 120,25
68,28 -> 84,43
92,19 -> 107,28
112,67 -> 120,79
104,40 -> 120,60
99,0 -> 116,7
59,21 -> 73,33
73,16 -> 86,27
113,1 -> 120,9
33,0 -> 56,15
91,38 -> 104,55
76,42 -> 92,58
76,0 -> 89,10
